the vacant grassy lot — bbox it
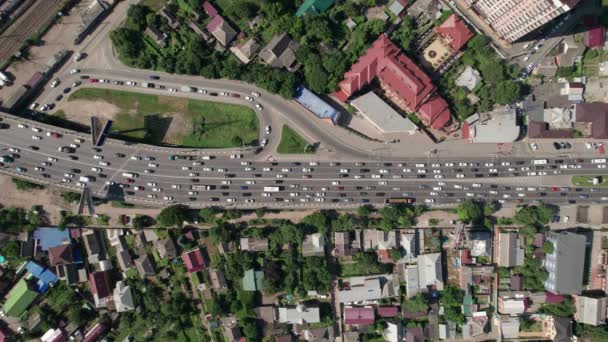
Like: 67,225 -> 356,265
572,175 -> 608,187
68,88 -> 259,148
276,125 -> 315,154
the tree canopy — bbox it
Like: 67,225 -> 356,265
440,285 -> 465,325
156,205 -> 190,227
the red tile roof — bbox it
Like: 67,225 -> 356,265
333,34 -> 452,130
575,103 -> 608,139
377,306 -> 399,317
202,1 -> 218,17
527,121 -> 574,139
344,307 -> 375,325
88,271 -> 111,299
586,26 -> 606,48
206,15 -> 224,33
545,292 -> 565,304
82,323 -> 106,342
181,248 -> 207,273
418,95 -> 452,129
462,122 -> 471,140
48,244 -> 74,266
435,14 -> 474,52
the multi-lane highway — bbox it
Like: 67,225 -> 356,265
1,112 -> 608,208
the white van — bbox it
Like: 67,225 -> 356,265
122,172 -> 138,178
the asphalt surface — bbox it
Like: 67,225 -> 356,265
2,112 -> 608,208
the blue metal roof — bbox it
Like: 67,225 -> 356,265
294,86 -> 340,124
26,261 -> 59,294
34,227 -> 71,251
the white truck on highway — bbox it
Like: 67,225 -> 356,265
79,176 -> 92,183
531,159 -> 548,165
191,185 -> 214,190
263,186 -> 281,192
180,86 -> 195,92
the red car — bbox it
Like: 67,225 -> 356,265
336,186 -> 344,190
89,79 -> 99,83
125,178 -> 135,183
551,187 -> 560,192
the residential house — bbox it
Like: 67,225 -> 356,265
240,237 -> 269,252
83,231 -> 104,264
48,244 -> 74,267
209,269 -> 227,292
302,233 -> 326,257
333,231 -> 353,257
116,247 -> 134,272
500,316 -> 520,340
434,14 -> 474,53
462,315 -> 488,339
455,66 -> 482,91
145,26 -> 167,48
384,321 -> 403,342
159,7 -> 179,29
55,264 -> 87,285
279,304 -> 321,325
557,37 -> 583,67
81,322 -> 107,342
338,274 -> 399,303
378,231 -> 397,250
544,231 -> 586,294
206,15 -> 237,47
401,264 -> 421,298
89,271 -> 111,308
222,316 -> 241,342
561,81 -> 585,102
242,269 -> 264,291
254,306 -> 277,325
41,328 -> 65,342
25,261 -> 59,294
231,38 -> 260,64
303,326 -> 335,341
574,295 -> 607,326
155,238 -> 178,260
2,279 -> 38,317
498,296 -> 526,315
181,247 -> 207,273
363,229 -> 379,250
296,0 -> 335,16
134,254 -> 156,279
388,0 -> 409,17
462,108 -> 520,144
417,253 -> 444,291
470,231 -> 492,258
585,25 -> 606,49
35,227 -> 71,251
406,326 -> 425,342
343,306 -> 375,326
439,322 -> 457,340
259,33 -> 299,70
575,102 -> 608,139
548,316 -> 573,342
399,230 -> 418,261
497,232 -> 524,268
378,306 -> 400,318
112,281 -> 135,313
535,56 -> 558,78
202,1 -> 218,17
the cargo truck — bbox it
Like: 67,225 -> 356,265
191,185 -> 214,190
263,186 -> 281,192
180,86 -> 195,92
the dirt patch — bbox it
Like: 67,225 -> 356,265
0,175 -> 73,223
55,99 -> 121,125
163,112 -> 190,144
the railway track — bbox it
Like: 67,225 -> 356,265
0,0 -> 66,63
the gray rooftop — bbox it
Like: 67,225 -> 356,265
350,92 -> 418,133
544,231 -> 586,295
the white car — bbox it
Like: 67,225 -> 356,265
147,194 -> 157,199
189,172 -> 199,177
64,173 -> 74,178
18,123 -> 27,128
69,69 -> 80,74
99,161 -> 109,166
134,186 -> 143,191
378,181 -> 387,185
244,96 -> 253,102
34,166 -> 44,171
29,103 -> 38,110
91,167 -> 102,172
219,91 -> 228,96
61,178 -> 71,183
181,166 -> 191,171
164,196 -> 174,201
454,184 -> 463,189
149,163 -> 159,168
403,168 -> 412,173
188,191 -> 198,195
203,167 -> 213,172
261,193 -> 271,197
371,174 -> 381,179
48,157 -> 57,162
444,163 -> 454,167
251,91 -> 261,97
598,164 -> 607,169
302,168 -> 312,172
434,175 -> 443,179
152,187 -> 162,192
332,181 -> 340,185
93,155 -> 103,160
456,174 -> 465,178
147,182 -> 157,187
379,169 -> 388,174
70,143 -> 79,148
130,155 -> 142,160
221,180 -> 231,185
255,104 -> 263,111
530,143 -> 539,151
340,169 -> 349,173
282,168 -> 291,172
245,180 -> 255,185
263,167 -> 271,172
31,127 -> 41,133
261,138 -> 268,147
265,125 -> 271,134
32,135 -> 41,140
227,198 -> 237,203
424,199 -> 435,204
171,184 -> 181,189
489,168 -> 498,173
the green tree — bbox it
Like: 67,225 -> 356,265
494,80 -> 523,105
209,222 -> 237,245
440,285 -> 465,325
132,215 -> 151,229
304,62 -> 329,94
542,241 -> 554,254
456,200 -> 483,224
514,204 -> 555,228
126,4 -> 150,30
302,257 -> 332,293
255,207 -> 266,218
389,248 -> 402,261
240,318 -> 259,341
156,204 -> 190,227
199,207 -> 218,223
393,16 -> 416,52
331,214 -> 354,231
403,293 -> 429,313
540,296 -> 575,317
61,192 -> 81,203
12,178 -> 43,191
357,205 -> 373,217
302,211 -> 329,234
110,28 -> 144,60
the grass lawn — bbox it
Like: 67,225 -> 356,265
572,175 -> 608,187
339,260 -> 391,277
140,0 -> 166,11
68,88 -> 259,148
277,125 -> 315,154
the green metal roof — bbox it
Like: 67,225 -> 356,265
3,279 -> 38,317
242,269 -> 265,291
296,0 -> 335,16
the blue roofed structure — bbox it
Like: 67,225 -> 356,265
26,261 -> 59,294
294,86 -> 340,124
34,227 -> 71,251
